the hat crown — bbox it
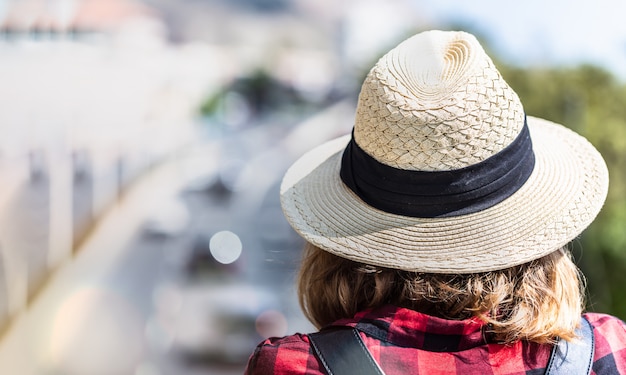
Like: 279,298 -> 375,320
354,30 -> 525,171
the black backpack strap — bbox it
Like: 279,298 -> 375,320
309,327 -> 386,375
545,316 -> 595,375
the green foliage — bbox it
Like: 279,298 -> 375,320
498,62 -> 626,319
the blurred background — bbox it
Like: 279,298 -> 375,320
0,0 -> 624,374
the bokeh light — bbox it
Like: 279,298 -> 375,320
209,230 -> 243,265
255,309 -> 288,339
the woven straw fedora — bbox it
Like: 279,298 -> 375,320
280,30 -> 609,273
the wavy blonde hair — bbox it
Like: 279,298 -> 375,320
298,243 -> 585,344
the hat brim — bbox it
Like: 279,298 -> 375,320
280,116 -> 609,273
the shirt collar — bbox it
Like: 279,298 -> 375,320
329,305 -> 490,352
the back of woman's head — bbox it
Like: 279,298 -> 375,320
298,243 -> 584,344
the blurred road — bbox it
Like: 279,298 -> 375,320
0,102 -> 353,375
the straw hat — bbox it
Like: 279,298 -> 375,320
280,30 -> 609,273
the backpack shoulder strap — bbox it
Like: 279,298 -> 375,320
545,316 -> 595,375
309,327 -> 386,375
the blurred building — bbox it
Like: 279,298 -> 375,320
0,0 -> 225,330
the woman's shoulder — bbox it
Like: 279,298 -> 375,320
244,332 -> 323,375
583,312 -> 626,373
583,312 -> 626,345
583,312 -> 626,332
254,332 -> 312,349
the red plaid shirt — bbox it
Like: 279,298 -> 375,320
245,305 -> 626,374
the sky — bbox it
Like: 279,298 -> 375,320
413,0 -> 626,80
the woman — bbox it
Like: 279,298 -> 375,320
245,30 -> 626,374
